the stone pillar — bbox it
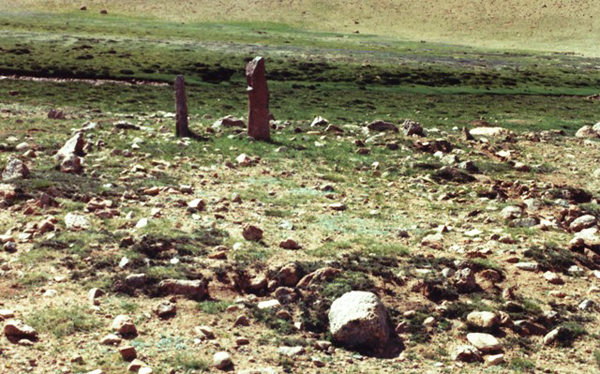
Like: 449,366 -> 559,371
174,75 -> 191,138
246,57 -> 270,141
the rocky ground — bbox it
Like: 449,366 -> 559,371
0,103 -> 600,374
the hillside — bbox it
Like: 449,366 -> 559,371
2,0 -> 599,55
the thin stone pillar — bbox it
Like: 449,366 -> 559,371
174,75 -> 191,138
246,57 -> 270,141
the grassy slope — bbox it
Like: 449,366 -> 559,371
2,0 -> 599,55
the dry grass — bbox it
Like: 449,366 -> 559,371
2,0 -> 599,55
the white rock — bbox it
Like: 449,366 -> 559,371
64,213 -> 91,230
257,299 -> 281,310
466,333 -> 501,352
466,311 -> 497,329
328,291 -> 390,348
469,127 -> 510,137
277,346 -> 305,357
135,218 -> 149,229
514,262 -> 538,271
485,353 -> 505,366
543,271 -> 564,285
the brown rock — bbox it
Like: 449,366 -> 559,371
277,263 -> 301,287
246,57 -> 270,141
47,109 -> 66,119
154,301 -> 177,318
242,225 -> 263,241
367,120 -> 398,132
112,315 -> 137,337
4,320 -> 38,341
159,278 -> 208,300
279,239 -> 302,250
119,346 -> 137,361
297,267 -> 341,288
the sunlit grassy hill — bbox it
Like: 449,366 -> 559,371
2,0 -> 599,55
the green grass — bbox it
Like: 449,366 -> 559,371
196,300 -> 233,315
0,11 -> 599,137
172,353 -> 210,373
509,357 -> 536,372
2,0 -> 599,56
27,304 -> 102,338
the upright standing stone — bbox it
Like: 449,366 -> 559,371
246,57 -> 270,141
174,75 -> 191,138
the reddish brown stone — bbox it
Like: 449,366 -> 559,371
174,75 -> 191,138
246,57 -> 270,141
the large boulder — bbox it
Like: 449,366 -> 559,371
328,291 -> 391,349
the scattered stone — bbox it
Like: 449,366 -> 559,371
466,311 -> 497,329
466,333 -> 501,352
257,299 -> 281,310
543,271 -> 564,285
279,239 -> 301,250
277,346 -> 305,357
329,202 -> 347,211
515,262 -> 539,271
454,268 -> 479,293
579,299 -> 595,311
64,213 -> 91,230
510,217 -> 540,228
127,359 -> 147,372
242,225 -> 263,241
159,278 -> 208,300
119,346 -> 137,361
367,120 -> 398,132
328,291 -> 391,349
100,334 -> 122,345
234,315 -> 250,327
310,116 -> 329,127
212,115 -> 246,129
213,351 -> 232,370
154,301 -> 177,318
570,215 -> 597,232
402,120 -> 424,136
60,153 -> 83,173
4,320 -> 38,341
88,288 -> 104,304
485,354 -> 505,366
297,267 -> 341,288
433,166 -> 476,183
543,327 -> 563,345
575,125 -> 599,138
47,109 -> 66,119
2,157 -> 29,180
111,315 -> 137,336
452,345 -> 482,362
277,263 -> 301,287
55,132 -> 85,162
187,199 -> 206,212
469,127 -> 509,137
